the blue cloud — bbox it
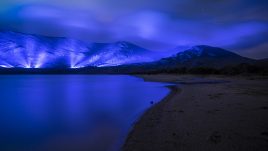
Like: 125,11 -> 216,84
0,0 -> 268,59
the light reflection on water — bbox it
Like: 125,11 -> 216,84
0,75 -> 169,151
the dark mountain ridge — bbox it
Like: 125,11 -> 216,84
152,45 -> 255,68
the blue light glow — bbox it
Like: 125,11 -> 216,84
69,52 -> 85,68
33,52 -> 47,68
0,32 -> 158,68
0,64 -> 13,68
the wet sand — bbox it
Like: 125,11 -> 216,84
123,75 -> 268,151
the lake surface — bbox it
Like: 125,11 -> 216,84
0,75 -> 169,151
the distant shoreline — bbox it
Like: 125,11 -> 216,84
1,65 -> 267,75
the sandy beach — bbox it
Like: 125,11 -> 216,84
123,75 -> 268,151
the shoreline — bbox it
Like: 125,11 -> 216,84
123,78 -> 180,150
123,74 -> 268,151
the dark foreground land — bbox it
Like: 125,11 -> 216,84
123,75 -> 268,151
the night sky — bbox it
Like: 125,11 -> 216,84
0,0 -> 268,59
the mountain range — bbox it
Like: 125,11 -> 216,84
0,31 -> 158,68
0,31 -> 266,74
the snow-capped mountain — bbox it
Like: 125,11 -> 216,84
153,45 -> 255,68
83,41 -> 154,67
0,31 -> 157,68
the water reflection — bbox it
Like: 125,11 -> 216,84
0,75 -> 168,151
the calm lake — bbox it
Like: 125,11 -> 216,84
0,75 -> 169,151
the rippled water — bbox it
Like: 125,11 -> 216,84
0,75 -> 169,151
